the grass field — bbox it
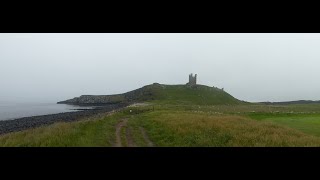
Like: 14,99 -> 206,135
2,84 -> 320,147
128,109 -> 320,147
0,112 -> 126,147
248,113 -> 320,137
1,104 -> 320,147
147,84 -> 244,105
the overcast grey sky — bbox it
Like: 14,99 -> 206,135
1,33 -> 320,103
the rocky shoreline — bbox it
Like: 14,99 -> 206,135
0,103 -> 129,135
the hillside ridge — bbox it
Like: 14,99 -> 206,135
58,83 -> 246,105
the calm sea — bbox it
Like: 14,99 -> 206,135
0,102 -> 94,121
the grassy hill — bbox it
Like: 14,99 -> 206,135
58,83 -> 246,105
141,83 -> 245,105
3,83 -> 320,147
2,106 -> 320,147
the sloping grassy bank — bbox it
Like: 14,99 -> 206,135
248,112 -> 320,137
60,84 -> 245,106
0,112 -> 126,147
2,105 -> 320,147
128,110 -> 320,147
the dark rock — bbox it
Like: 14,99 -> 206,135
0,103 -> 129,135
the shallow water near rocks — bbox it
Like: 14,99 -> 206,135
0,102 -> 95,121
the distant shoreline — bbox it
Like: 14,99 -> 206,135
0,103 -> 129,135
259,100 -> 320,105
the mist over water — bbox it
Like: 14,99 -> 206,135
0,102 -> 93,121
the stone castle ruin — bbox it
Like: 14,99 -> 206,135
187,73 -> 197,86
185,73 -> 223,91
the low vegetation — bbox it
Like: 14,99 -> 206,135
248,113 -> 320,137
2,84 -> 320,147
60,84 -> 245,106
0,112 -> 124,147
128,110 -> 320,147
1,104 -> 320,147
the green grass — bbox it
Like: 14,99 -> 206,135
120,125 -> 127,147
63,83 -> 245,106
147,84 -> 243,105
248,113 -> 320,137
127,120 -> 149,147
0,112 -> 125,147
50,82 -> 320,147
3,100 -> 320,146
127,110 -> 320,147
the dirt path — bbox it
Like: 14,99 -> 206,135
114,118 -> 154,147
114,118 -> 137,147
126,127 -> 136,147
114,118 -> 128,147
140,127 -> 154,147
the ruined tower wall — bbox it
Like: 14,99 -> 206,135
187,73 -> 197,86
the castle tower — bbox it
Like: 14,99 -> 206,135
187,73 -> 197,86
